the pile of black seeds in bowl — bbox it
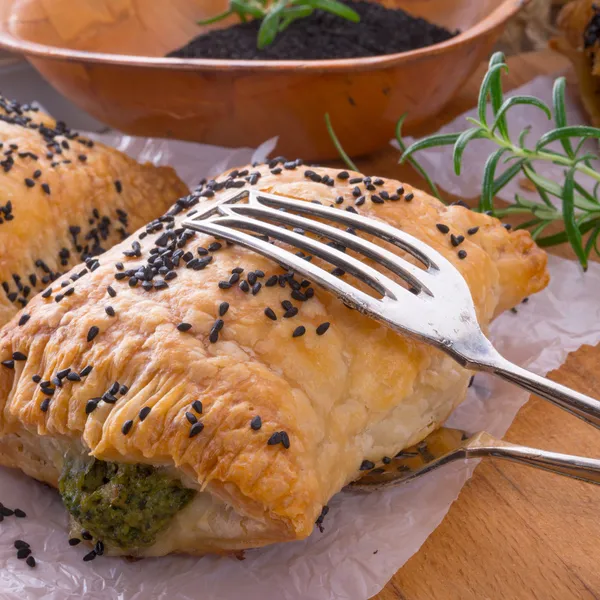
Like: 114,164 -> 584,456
167,1 -> 458,61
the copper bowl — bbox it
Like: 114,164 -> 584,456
0,0 -> 527,160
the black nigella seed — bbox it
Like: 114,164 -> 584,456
283,307 -> 298,319
208,242 -> 222,252
349,177 -> 362,184
57,368 -> 71,379
292,326 -> 306,338
24,178 -> 35,188
218,281 -> 232,290
185,411 -> 198,425
250,415 -> 262,430
252,282 -> 261,295
95,541 -> 104,556
80,365 -> 93,377
32,374 -> 42,383
105,306 -> 115,317
360,460 -> 375,471
14,509 -> 26,518
102,393 -> 117,404
219,301 -> 229,316
316,322 -> 330,336
115,180 -> 122,194
14,540 -> 29,550
85,399 -> 99,414
83,550 -> 97,562
267,431 -> 282,445
355,195 -> 365,206
26,556 -> 36,568
0,506 -> 14,516
87,326 -> 99,342
229,272 -> 240,284
458,250 -> 467,260
1,360 -> 14,369
119,385 -> 128,395
107,286 -> 116,298
337,171 -> 349,180
192,400 -> 203,414
189,422 -> 204,438
352,186 -> 361,198
467,226 -> 479,235
41,183 -> 50,195
371,194 -> 384,204
18,314 -> 30,326
382,456 -> 392,465
468,375 -> 475,388
41,288 -> 52,298
209,330 -> 219,344
239,280 -> 250,293
265,275 -> 278,287
177,322 -> 192,332
231,267 -> 244,274
68,538 -> 81,546
280,431 -> 290,449
264,307 -> 277,321
17,548 -> 31,559
40,398 -> 51,412
12,351 -> 27,361
109,383 -> 119,395
81,531 -> 93,541
121,420 -> 133,435
40,387 -> 54,396
139,406 -> 152,421
450,234 -> 464,247
436,223 -> 450,234
503,223 -> 512,231
66,374 -> 81,383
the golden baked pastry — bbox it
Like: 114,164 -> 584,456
0,162 -> 549,558
0,95 -> 189,327
552,0 -> 600,127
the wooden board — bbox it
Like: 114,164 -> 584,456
353,50 -> 600,600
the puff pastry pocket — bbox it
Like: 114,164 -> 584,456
0,164 -> 549,557
0,96 -> 189,327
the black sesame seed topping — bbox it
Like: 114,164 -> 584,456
86,326 -> 99,342
467,226 -> 479,235
458,250 -> 467,260
360,460 -> 375,471
138,406 -> 152,421
95,541 -> 105,556
81,530 -> 93,541
17,548 -> 31,559
68,538 -> 81,546
337,171 -> 349,180
189,421 -> 204,438
80,365 -> 93,377
26,556 -> 36,568
450,234 -> 465,247
436,224 -> 450,234
32,374 -> 41,383
382,456 -> 392,465
14,540 -> 29,550
67,372 -> 81,382
1,360 -> 14,370
41,183 -> 50,195
192,400 -> 203,414
219,301 -> 229,316
40,398 -> 51,412
316,322 -> 330,335
85,399 -> 99,414
121,420 -> 133,435
105,306 -> 115,317
14,508 -> 26,518
107,285 -> 116,298
83,550 -> 97,562
404,192 -> 414,202
177,322 -> 192,332
24,178 -> 35,188
218,281 -> 232,290
12,351 -> 27,361
185,411 -> 198,425
18,314 -> 30,326
292,325 -> 306,338
250,415 -> 262,430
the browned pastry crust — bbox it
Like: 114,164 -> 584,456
0,96 -> 189,327
0,163 -> 549,556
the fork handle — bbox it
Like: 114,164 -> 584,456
470,435 -> 600,485
490,357 -> 600,429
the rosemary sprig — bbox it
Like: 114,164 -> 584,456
400,52 -> 600,271
198,0 -> 360,49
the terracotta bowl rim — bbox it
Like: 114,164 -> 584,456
0,0 -> 528,72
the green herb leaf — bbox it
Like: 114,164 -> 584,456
490,96 -> 551,134
552,77 -> 574,158
453,128 -> 487,176
257,6 -> 284,48
477,62 -> 508,128
492,158 -> 526,195
307,0 -> 360,22
324,113 -> 359,172
562,167 -> 588,270
480,148 -> 509,212
536,126 -> 600,150
197,9 -> 234,25
400,132 -> 461,161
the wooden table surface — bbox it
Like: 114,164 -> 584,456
355,50 -> 600,600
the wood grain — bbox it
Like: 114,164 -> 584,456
363,50 -> 600,600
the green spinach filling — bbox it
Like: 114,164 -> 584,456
59,456 -> 195,550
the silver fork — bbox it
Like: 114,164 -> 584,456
182,189 -> 600,429
348,426 -> 600,490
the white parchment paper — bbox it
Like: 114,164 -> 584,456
2,77 -> 600,600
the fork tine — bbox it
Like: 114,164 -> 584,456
222,202 -> 434,296
185,219 -> 388,313
208,213 -> 410,300
251,191 -> 446,271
